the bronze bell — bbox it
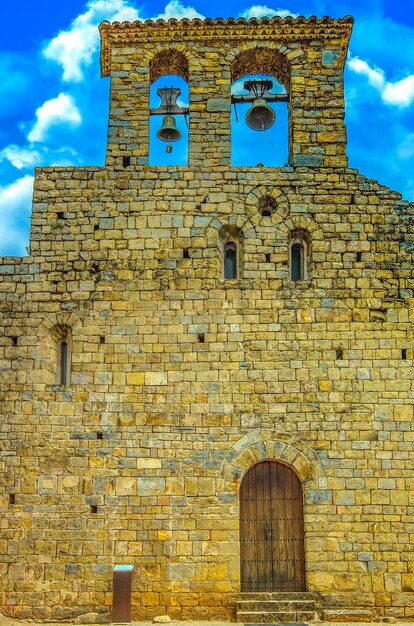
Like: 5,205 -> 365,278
157,115 -> 181,142
245,97 -> 275,131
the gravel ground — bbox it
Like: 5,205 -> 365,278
0,617 -> 409,626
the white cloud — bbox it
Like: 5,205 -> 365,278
348,55 -> 414,108
398,133 -> 414,159
0,143 -> 80,170
154,0 -> 204,20
43,0 -> 141,82
231,78 -> 249,96
0,145 -> 41,169
0,175 -> 33,256
382,75 -> 414,107
239,5 -> 297,19
27,93 -> 82,143
42,0 -> 206,82
348,57 -> 385,90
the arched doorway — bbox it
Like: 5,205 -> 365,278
240,460 -> 306,592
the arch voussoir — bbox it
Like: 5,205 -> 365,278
221,429 -> 326,489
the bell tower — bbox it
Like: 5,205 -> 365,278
99,15 -> 353,169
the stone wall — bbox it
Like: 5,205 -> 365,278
1,14 -> 414,623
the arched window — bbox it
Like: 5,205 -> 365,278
290,239 -> 307,281
51,324 -> 72,386
224,241 -> 238,279
220,225 -> 242,280
59,341 -> 69,385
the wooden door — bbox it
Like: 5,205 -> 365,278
240,461 -> 306,592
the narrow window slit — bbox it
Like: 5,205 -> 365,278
356,252 -> 362,262
100,336 -> 105,344
224,242 -> 237,279
96,432 -> 103,440
198,333 -> 205,343
10,336 -> 18,346
60,341 -> 68,386
183,249 -> 190,259
402,349 -> 407,360
336,348 -> 343,360
9,494 -> 15,505
265,253 -> 271,263
56,212 -> 65,220
122,156 -> 131,168
90,504 -> 98,514
291,242 -> 304,281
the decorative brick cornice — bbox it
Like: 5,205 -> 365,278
99,15 -> 354,77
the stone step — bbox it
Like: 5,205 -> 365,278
236,610 -> 316,623
322,609 -> 373,622
238,592 -> 320,602
236,592 -> 320,623
237,600 -> 317,611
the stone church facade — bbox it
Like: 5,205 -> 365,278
1,14 -> 414,623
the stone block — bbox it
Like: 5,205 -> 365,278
137,477 -> 166,495
145,372 -> 168,385
292,154 -> 324,167
116,478 -> 137,495
126,372 -> 145,385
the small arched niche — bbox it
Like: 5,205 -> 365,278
289,230 -> 310,282
231,49 -> 289,167
51,324 -> 72,386
149,50 -> 189,166
220,226 -> 243,280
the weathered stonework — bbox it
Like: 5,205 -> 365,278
1,14 -> 414,623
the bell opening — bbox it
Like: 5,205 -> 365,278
231,71 -> 287,167
149,74 -> 188,166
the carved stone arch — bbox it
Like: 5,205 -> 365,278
278,214 -> 323,241
37,311 -> 81,338
245,185 -> 290,226
219,223 -> 244,243
129,48 -> 154,73
149,46 -> 190,84
228,45 -> 292,90
206,215 -> 256,247
51,323 -> 71,342
220,429 -> 326,492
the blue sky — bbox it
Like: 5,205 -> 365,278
0,0 -> 414,255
